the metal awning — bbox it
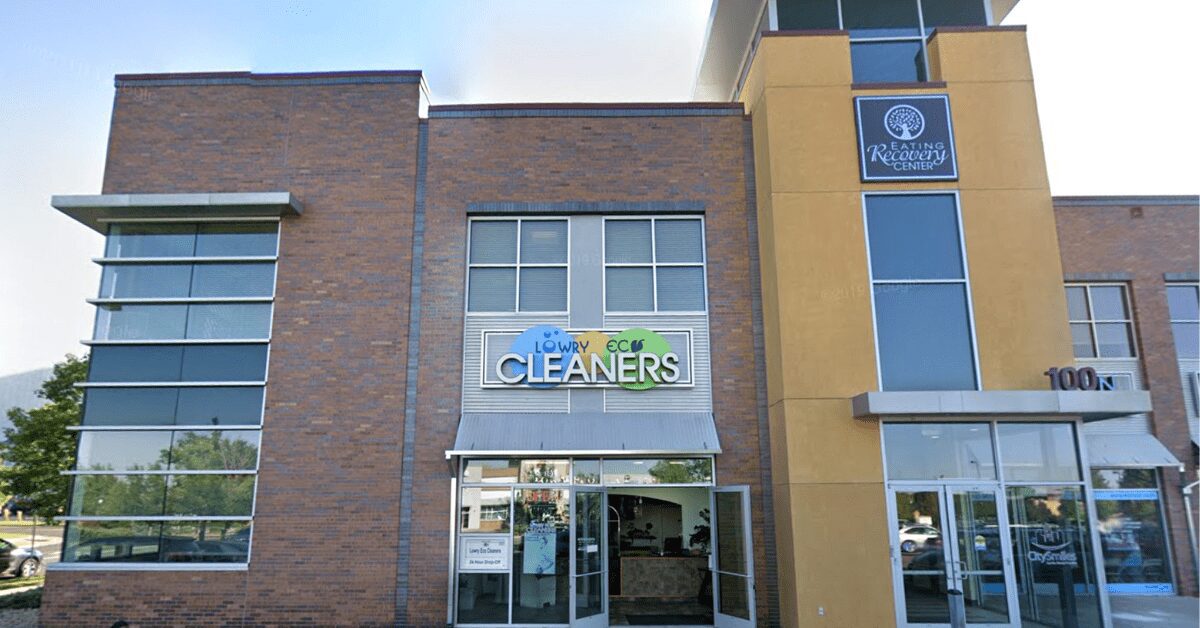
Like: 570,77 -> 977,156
851,390 -> 1153,421
1086,433 -> 1181,468
52,192 -> 303,233
448,412 -> 721,457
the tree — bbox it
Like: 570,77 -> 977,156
885,105 -> 924,140
0,354 -> 88,522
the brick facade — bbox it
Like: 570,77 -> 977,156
1054,196 -> 1200,596
42,74 -> 777,625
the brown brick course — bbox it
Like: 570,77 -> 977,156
1054,197 -> 1200,596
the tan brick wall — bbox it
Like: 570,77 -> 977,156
1055,198 -> 1200,596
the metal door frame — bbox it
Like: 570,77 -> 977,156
570,486 -> 608,627
712,485 -> 755,628
886,482 -> 1020,628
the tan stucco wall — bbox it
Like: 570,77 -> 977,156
743,29 -> 1072,627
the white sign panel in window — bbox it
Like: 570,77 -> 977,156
459,535 -> 510,572
481,327 -> 694,389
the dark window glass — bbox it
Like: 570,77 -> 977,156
996,423 -> 1080,482
456,573 -> 509,624
776,0 -> 840,30
851,40 -> 926,83
94,304 -> 188,340
190,263 -> 275,297
105,224 -> 196,258
1167,285 -> 1199,320
176,387 -> 264,426
842,0 -> 921,37
164,474 -> 255,516
63,520 -> 163,563
921,0 -> 988,32
167,431 -> 260,471
467,268 -> 517,312
1172,323 -> 1199,359
867,194 -> 964,280
519,220 -> 568,263
99,264 -> 192,298
69,474 -> 168,516
469,221 -> 518,264
181,344 -> 269,381
89,345 -> 184,382
161,520 -> 250,563
83,387 -> 180,426
874,283 -> 976,390
194,223 -> 278,257
76,431 -> 172,471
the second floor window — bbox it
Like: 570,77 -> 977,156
1167,283 -> 1199,359
1066,284 -> 1135,358
467,219 -> 568,313
604,217 -> 706,313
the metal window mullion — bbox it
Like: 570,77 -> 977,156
847,35 -> 924,43
915,0 -> 932,80
514,220 -> 523,312
872,278 -> 967,285
650,218 -> 659,312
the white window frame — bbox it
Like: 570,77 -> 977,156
465,217 -> 570,315
1167,282 -> 1199,359
601,216 -> 709,315
1066,282 -> 1138,359
862,190 -> 982,392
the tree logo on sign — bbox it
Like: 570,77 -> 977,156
884,104 -> 925,140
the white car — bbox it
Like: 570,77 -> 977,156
899,525 -> 940,553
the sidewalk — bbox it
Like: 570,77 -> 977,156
1111,596 -> 1200,628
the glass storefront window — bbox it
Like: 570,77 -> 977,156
883,423 -> 996,480
62,519 -> 251,564
457,573 -> 509,624
997,423 -> 1081,482
603,458 -> 713,485
512,488 -> 569,624
518,459 -> 570,484
463,459 -> 520,484
1092,468 -> 1173,594
573,459 -> 600,485
460,487 -> 512,534
1007,486 -> 1103,627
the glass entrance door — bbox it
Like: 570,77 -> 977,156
712,486 -> 755,628
890,485 -> 1018,627
571,487 -> 606,627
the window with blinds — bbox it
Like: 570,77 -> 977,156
603,217 -> 706,313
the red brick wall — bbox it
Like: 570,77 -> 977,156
408,110 -> 773,624
43,75 -> 422,625
1054,197 -> 1200,596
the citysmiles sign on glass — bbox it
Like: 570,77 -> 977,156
482,325 -> 692,390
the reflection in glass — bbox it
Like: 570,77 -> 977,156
176,387 -> 265,425
903,573 -> 950,623
512,488 -> 569,624
883,423 -> 995,480
161,520 -> 250,562
106,224 -> 196,258
165,474 -> 255,516
63,520 -> 163,562
718,572 -> 751,620
603,459 -> 713,485
519,459 -> 570,484
575,491 -> 603,575
100,264 -> 192,298
574,572 -> 604,619
1093,469 -> 1172,593
76,432 -> 172,471
194,223 -> 278,257
895,491 -> 943,561
997,423 -> 1080,482
179,344 -> 269,381
95,304 -> 188,340
1007,486 -> 1103,628
1092,468 -> 1157,490
70,474 -> 167,517
573,460 -> 600,485
714,492 -> 747,576
951,489 -> 1009,624
866,194 -> 964,280
457,573 -> 509,624
463,459 -> 520,484
83,387 -> 179,425
167,431 -> 259,471
460,487 -> 511,534
88,345 -> 185,382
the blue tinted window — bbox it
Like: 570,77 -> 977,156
190,263 -> 275,297
866,194 -> 964,280
105,224 -> 196,258
83,388 -> 179,426
185,303 -> 273,339
875,283 -> 976,390
89,346 -> 184,382
100,265 -> 193,298
176,387 -> 264,425
851,41 -> 926,83
94,304 -> 188,340
195,223 -> 278,257
180,345 -> 268,381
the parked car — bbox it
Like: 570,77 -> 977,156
899,525 -> 940,553
0,538 -> 42,578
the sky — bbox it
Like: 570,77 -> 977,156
0,0 -> 1196,378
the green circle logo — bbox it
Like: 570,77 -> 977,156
603,327 -> 673,390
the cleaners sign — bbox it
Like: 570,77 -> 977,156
855,94 -> 958,182
481,325 -> 692,390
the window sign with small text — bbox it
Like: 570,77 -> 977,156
855,95 -> 958,182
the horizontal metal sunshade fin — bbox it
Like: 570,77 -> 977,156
448,412 -> 721,456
